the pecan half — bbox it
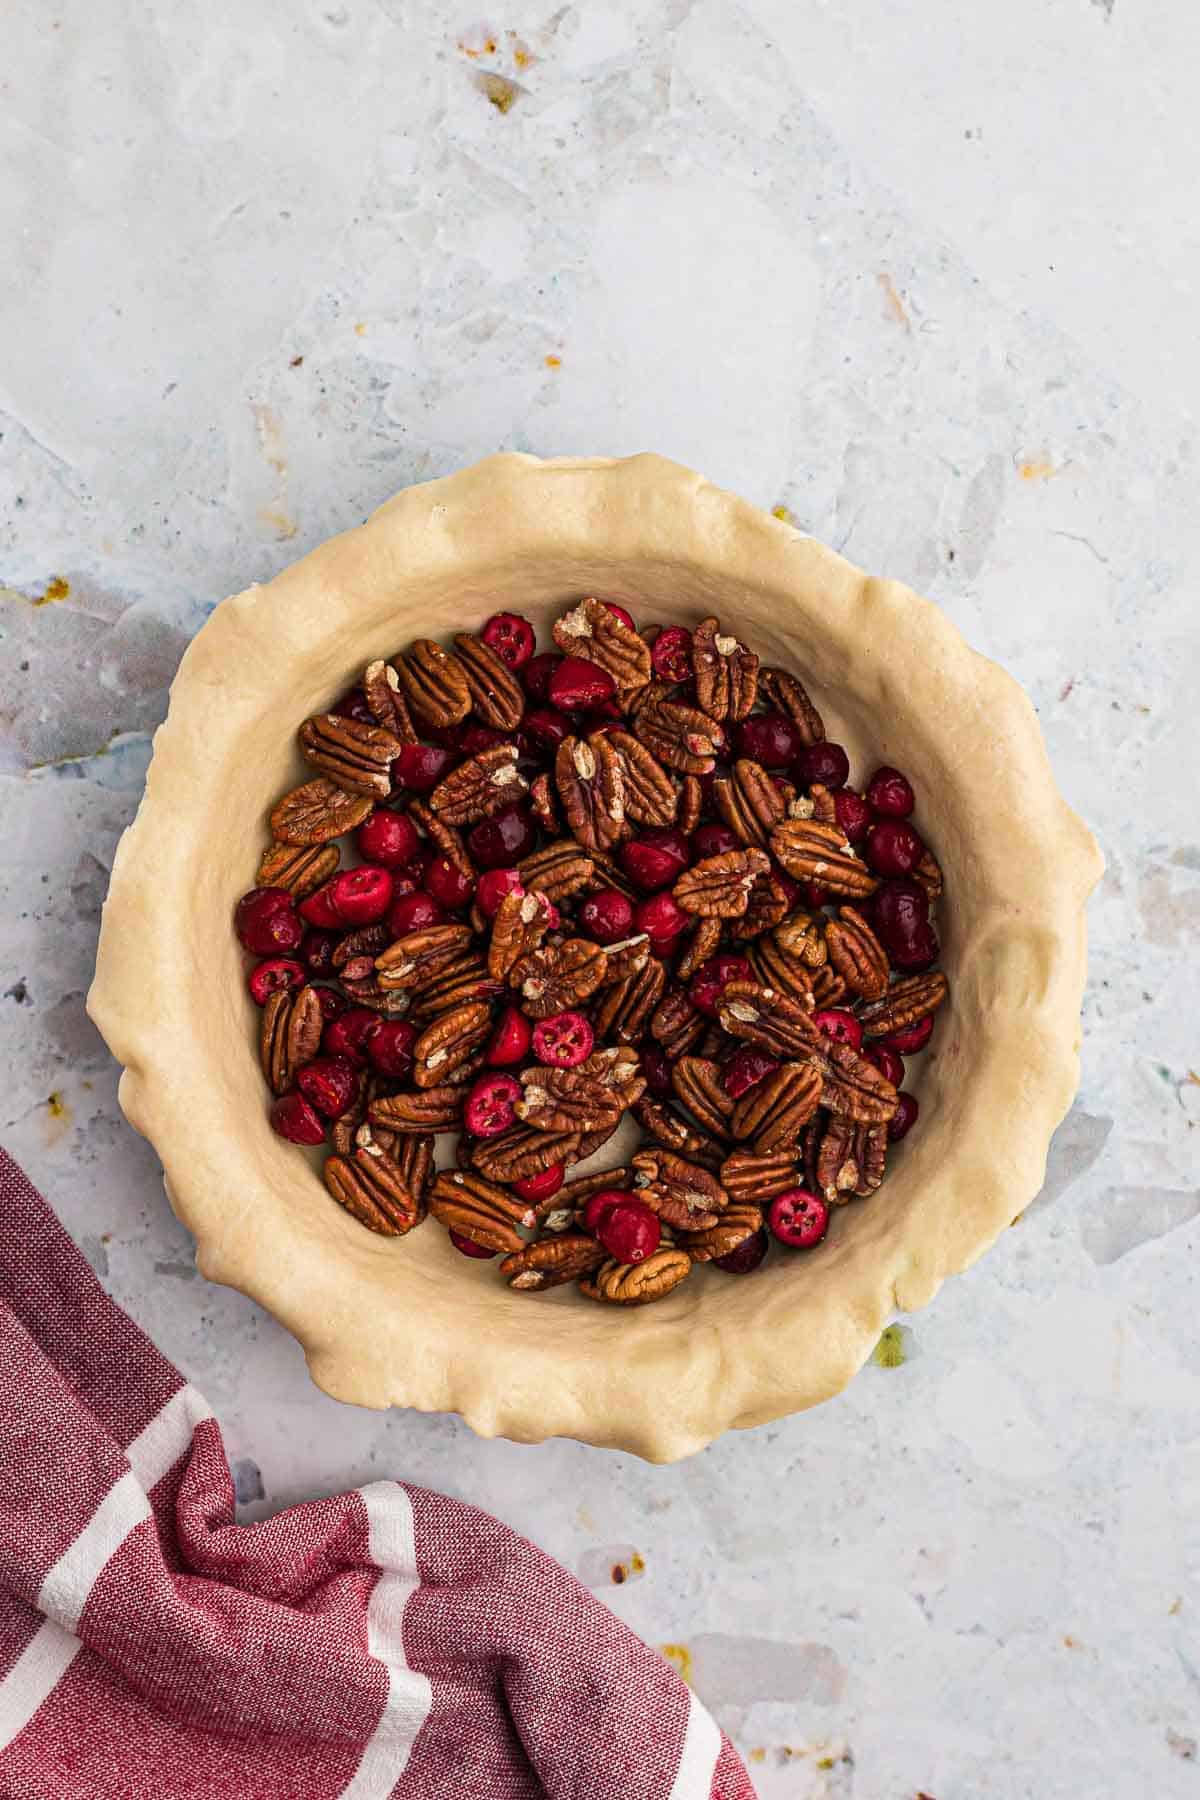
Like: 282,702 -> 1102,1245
810,964 -> 848,1008
630,1149 -> 727,1232
581,1248 -> 692,1306
362,659 -> 418,742
375,923 -> 476,992
773,910 -> 828,968
632,1095 -> 725,1168
825,905 -> 889,1001
712,760 -> 785,848
649,989 -> 707,1057
406,798 -> 475,880
815,1116 -> 887,1203
323,1139 -> 422,1236
451,633 -> 525,731
552,596 -> 652,696
393,639 -> 471,729
409,955 -> 501,1022
259,985 -> 323,1094
554,734 -> 626,852
730,1061 -> 822,1153
517,1047 -> 644,1132
806,783 -> 838,826
858,972 -> 949,1039
818,1039 -> 898,1123
597,934 -> 652,988
368,1086 -> 465,1134
675,916 -> 724,982
914,848 -> 944,900
488,889 -> 557,980
393,1132 -> 435,1210
632,685 -> 723,774
678,1203 -> 763,1262
528,772 -> 561,836
758,667 -> 824,747
691,617 -> 759,721
732,869 -> 793,942
770,821 -> 878,898
330,1067 -> 372,1156
670,1056 -> 736,1138
717,980 -> 821,1057
574,1116 -> 625,1160
510,936 -> 606,1018
720,1148 -> 799,1204
584,847 -> 638,900
677,774 -> 703,836
331,923 -> 391,981
673,847 -> 770,919
429,1169 -> 535,1253
471,1126 -> 582,1183
429,744 -> 527,825
606,730 -> 678,826
518,838 -> 595,902
256,841 -> 339,899
593,956 -> 666,1043
500,1233 -> 607,1291
747,932 -> 815,1003
270,777 -> 373,845
413,1001 -> 492,1087
298,713 -> 401,798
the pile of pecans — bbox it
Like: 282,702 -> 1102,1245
234,599 -> 948,1306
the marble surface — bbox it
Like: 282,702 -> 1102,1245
2,2 -> 1198,1793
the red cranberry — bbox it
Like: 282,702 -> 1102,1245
234,888 -> 303,956
833,788 -> 872,844
863,1043 -> 904,1086
690,822 -> 741,860
880,1013 -> 936,1055
485,1005 -> 533,1068
476,868 -> 525,920
388,849 -> 432,899
355,810 -> 420,868
522,651 -> 562,702
468,804 -> 537,869
460,723 -> 509,755
868,877 -> 929,942
813,1008 -> 863,1051
548,656 -> 617,712
387,891 -> 446,935
578,887 -> 634,944
619,827 -> 691,893
366,1019 -> 417,1079
296,1055 -> 358,1119
269,1091 -> 327,1145
520,707 -> 572,758
464,1073 -> 521,1137
330,686 -> 374,724
301,867 -> 393,929
321,1007 -> 381,1065
311,986 -> 348,1022
642,1047 -> 673,1096
581,1188 -> 634,1236
597,1199 -> 661,1264
297,880 -> 342,929
888,1092 -> 919,1141
714,1227 -> 770,1274
247,957 -> 306,1004
801,880 -> 832,909
480,611 -> 536,671
300,928 -> 339,977
772,865 -> 802,909
601,599 -> 636,631
793,741 -> 850,789
722,1046 -> 779,1098
650,625 -> 693,685
890,920 -> 939,972
768,1188 -> 829,1249
865,819 -> 925,878
689,952 -> 753,1019
866,765 -> 916,818
393,743 -> 455,793
512,1164 -> 564,1204
424,854 -> 475,911
633,891 -> 689,952
449,1229 -> 497,1259
532,1010 -> 594,1069
735,711 -> 804,768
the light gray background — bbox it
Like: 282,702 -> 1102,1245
2,3 -> 1198,1795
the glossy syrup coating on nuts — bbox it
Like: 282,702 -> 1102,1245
236,600 -> 950,1293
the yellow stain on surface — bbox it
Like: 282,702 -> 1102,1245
877,271 -> 912,331
659,1643 -> 693,1685
33,576 -> 70,607
354,322 -> 368,337
1018,457 -> 1056,481
479,72 -> 520,112
872,1324 -> 908,1367
44,1091 -> 71,1146
630,1552 -> 645,1574
749,1749 -> 766,1765
544,353 -> 562,369
1169,1596 -> 1183,1615
257,504 -> 298,541
771,503 -> 792,522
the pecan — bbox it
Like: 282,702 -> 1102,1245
677,774 -> 703,836
632,1095 -> 724,1168
818,1039 -> 898,1123
331,924 -> 391,979
429,744 -> 527,825
575,1115 -> 625,1160
501,1233 -> 607,1291
730,1061 -> 822,1153
673,847 -> 770,918
488,889 -> 557,980
606,730 -> 678,826
807,783 -> 838,826
362,660 -> 418,743
552,596 -> 652,696
323,1139 -> 422,1236
528,772 -> 560,836
691,617 -> 759,721
815,1115 -> 887,1203
517,1047 -> 644,1132
510,936 -> 606,1018
259,986 -> 323,1094
747,932 -> 814,1003
650,990 -> 707,1057
592,956 -> 666,1043
393,639 -> 471,729
720,1148 -> 799,1204
810,964 -> 848,1008
914,848 -> 944,900
518,839 -> 595,902
256,841 -> 339,899
298,713 -> 401,798
597,934 -> 653,988
471,1126 -> 582,1183
375,923 -> 476,991
712,760 -> 785,848
773,911 -> 828,968
451,633 -> 525,731
758,666 -> 824,747
632,685 -> 723,774
368,1086 -> 465,1134
405,798 -> 475,879
341,985 -> 413,1019
800,1115 -> 822,1191
858,972 -> 949,1040
770,821 -> 878,898
585,847 -> 638,900
550,1165 -> 634,1221
393,1132 -> 435,1210
717,980 -> 822,1057
630,1149 -> 727,1232
581,1248 -> 692,1306
732,869 -> 793,942
330,1067 -> 372,1156
675,916 -> 723,982
554,734 -> 626,852
412,1001 -> 492,1087
824,905 -> 889,1001
429,1169 -> 535,1253
678,1203 -> 763,1262
270,777 -> 373,845
409,956 -> 502,1022
670,1056 -> 736,1138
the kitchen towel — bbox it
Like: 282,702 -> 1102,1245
0,1150 -> 754,1799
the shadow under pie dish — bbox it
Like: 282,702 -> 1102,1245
88,452 -> 1102,1462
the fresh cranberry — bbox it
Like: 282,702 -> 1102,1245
234,888 -> 303,956
601,600 -> 636,631
480,611 -> 536,671
522,651 -> 562,702
888,1092 -> 919,1141
772,865 -> 802,909
768,1188 -> 829,1249
813,1008 -> 863,1051
512,1164 -> 564,1204
833,788 -> 872,844
893,925 -> 939,972
387,890 -> 446,935
619,827 -> 691,893
355,810 -> 421,868
476,868 -> 526,920
330,686 -> 375,724
548,656 -> 616,712
296,880 -> 342,929
722,1046 -> 779,1099
449,1229 -> 497,1259
650,626 -> 693,685
247,957 -> 306,1004
880,1013 -> 936,1055
801,880 -> 832,909
299,928 -> 339,977
690,822 -> 740,860
296,1055 -> 358,1119
424,855 -> 475,911
736,711 -> 804,768
866,765 -> 916,818
460,722 -> 509,756
578,887 -> 634,944
633,891 -> 689,953
464,1073 -> 522,1137
689,953 -> 753,1019
865,819 -> 925,878
322,1007 -> 381,1064
579,1190 -> 626,1234
484,1005 -> 533,1068
597,1198 -> 661,1264
532,1010 -> 594,1068
641,1047 -> 673,1096
269,1092 -> 326,1145
366,1019 -> 417,1080
868,877 -> 929,943
863,1043 -> 904,1086
521,707 -> 572,758
389,849 -> 432,898
393,742 -> 455,793
715,1227 -> 770,1274
468,804 -> 537,869
793,741 -> 851,789
302,867 -> 394,929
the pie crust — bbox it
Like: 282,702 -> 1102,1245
88,453 -> 1103,1461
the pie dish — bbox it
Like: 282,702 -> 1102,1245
88,453 -> 1102,1461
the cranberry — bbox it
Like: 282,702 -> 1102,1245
322,1007 -> 381,1064
863,1043 -> 904,1086
578,887 -> 634,944
714,1227 -> 770,1274
480,611 -> 536,671
387,891 -> 446,935
247,957 -> 306,1004
468,804 -> 537,869
464,1073 -> 522,1137
299,928 -> 339,977
801,880 -> 832,909
297,881 -> 342,929
581,1188 -> 634,1235
768,1188 -> 829,1249
722,1046 -> 779,1099
393,743 -> 455,793
532,1010 -> 594,1068
690,822 -> 740,861
330,686 -> 375,724
689,953 -> 753,1019
548,656 -> 616,712
521,707 -> 572,758
449,1229 -> 497,1259
650,625 -> 693,685
302,867 -> 394,929
735,711 -> 804,768
866,765 -> 916,818
296,1055 -> 359,1119
484,1005 -> 533,1067
833,788 -> 872,844
522,651 -> 562,702
868,877 -> 929,943
311,986 -> 347,1022
619,827 -> 691,893
641,1047 -> 673,1096
389,849 -> 432,898
425,855 -> 475,911
601,600 -> 636,631
234,888 -> 303,956
813,1008 -> 863,1051
793,741 -> 850,789
269,1092 -> 327,1145
890,920 -> 939,972
772,865 -> 801,909
476,868 -> 525,920
460,723 -> 508,756
633,891 -> 689,953
888,1092 -> 919,1141
865,819 -> 925,878
597,1198 -> 661,1264
880,1013 -> 936,1055
366,1019 -> 417,1080
355,810 -> 420,868
512,1164 -> 564,1204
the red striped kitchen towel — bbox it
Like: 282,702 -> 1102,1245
0,1150 -> 754,1800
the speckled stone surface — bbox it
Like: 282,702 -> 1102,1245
2,4 -> 1198,1794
